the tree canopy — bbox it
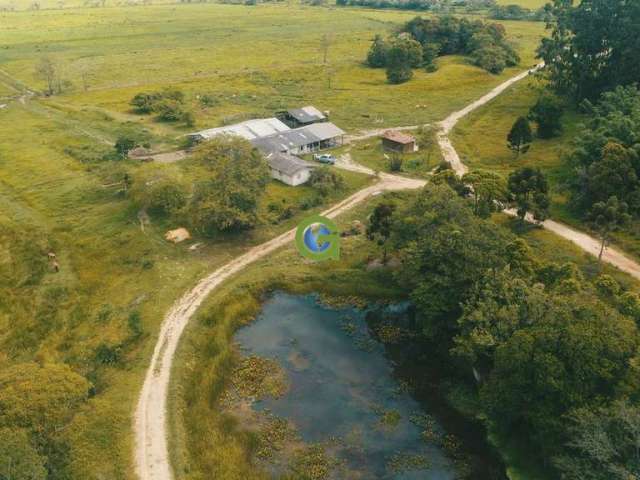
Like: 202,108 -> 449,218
189,135 -> 270,235
568,86 -> 640,216
539,0 -> 640,101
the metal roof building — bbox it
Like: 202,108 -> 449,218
252,122 -> 345,155
188,117 -> 291,142
287,106 -> 326,125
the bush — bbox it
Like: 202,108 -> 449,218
130,169 -> 188,217
129,88 -> 193,123
309,167 -> 345,196
130,92 -> 161,113
114,136 -> 136,159
156,99 -> 185,122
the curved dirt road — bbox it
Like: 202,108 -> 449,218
134,173 -> 424,480
435,62 -> 640,280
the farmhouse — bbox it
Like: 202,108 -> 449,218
277,106 -> 327,128
381,131 -> 418,154
266,152 -> 316,186
252,122 -> 345,155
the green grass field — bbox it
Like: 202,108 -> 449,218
496,0 -> 548,8
0,4 -> 545,143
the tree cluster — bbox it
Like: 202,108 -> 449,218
488,4 -> 546,21
367,16 -> 520,82
539,0 -> 640,102
568,86 -> 640,220
389,183 -> 640,478
130,88 -> 194,126
337,0 -> 494,11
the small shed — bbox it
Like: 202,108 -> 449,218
381,131 -> 418,154
266,152 -> 316,186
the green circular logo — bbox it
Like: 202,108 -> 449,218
295,215 -> 340,262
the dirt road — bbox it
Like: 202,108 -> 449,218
433,62 -> 640,281
133,173 -> 424,480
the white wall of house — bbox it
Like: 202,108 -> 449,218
271,168 -> 312,186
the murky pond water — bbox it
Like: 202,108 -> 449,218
235,292 -> 460,479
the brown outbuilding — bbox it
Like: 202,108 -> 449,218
381,131 -> 418,154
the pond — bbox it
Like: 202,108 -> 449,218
234,292 -> 464,479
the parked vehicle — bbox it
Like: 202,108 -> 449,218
313,153 -> 336,165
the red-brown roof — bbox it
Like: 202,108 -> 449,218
381,130 -> 416,144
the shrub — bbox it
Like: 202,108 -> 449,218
130,92 -> 161,113
114,136 -> 136,159
309,167 -> 344,196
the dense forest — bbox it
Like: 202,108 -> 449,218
535,0 -> 640,240
380,183 -> 640,479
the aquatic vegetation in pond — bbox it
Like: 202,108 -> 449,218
231,292 -> 461,479
229,355 -> 288,400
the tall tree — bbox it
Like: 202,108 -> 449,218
385,36 -> 421,84
539,0 -> 640,101
190,135 -> 270,235
507,167 -> 549,222
528,93 -> 564,138
507,116 -> 533,156
588,196 -> 631,261
366,35 -> 388,68
462,170 -> 506,218
367,202 -> 395,264
392,184 -> 515,341
35,56 -> 57,95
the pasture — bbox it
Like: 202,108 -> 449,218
1,3 -> 545,142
